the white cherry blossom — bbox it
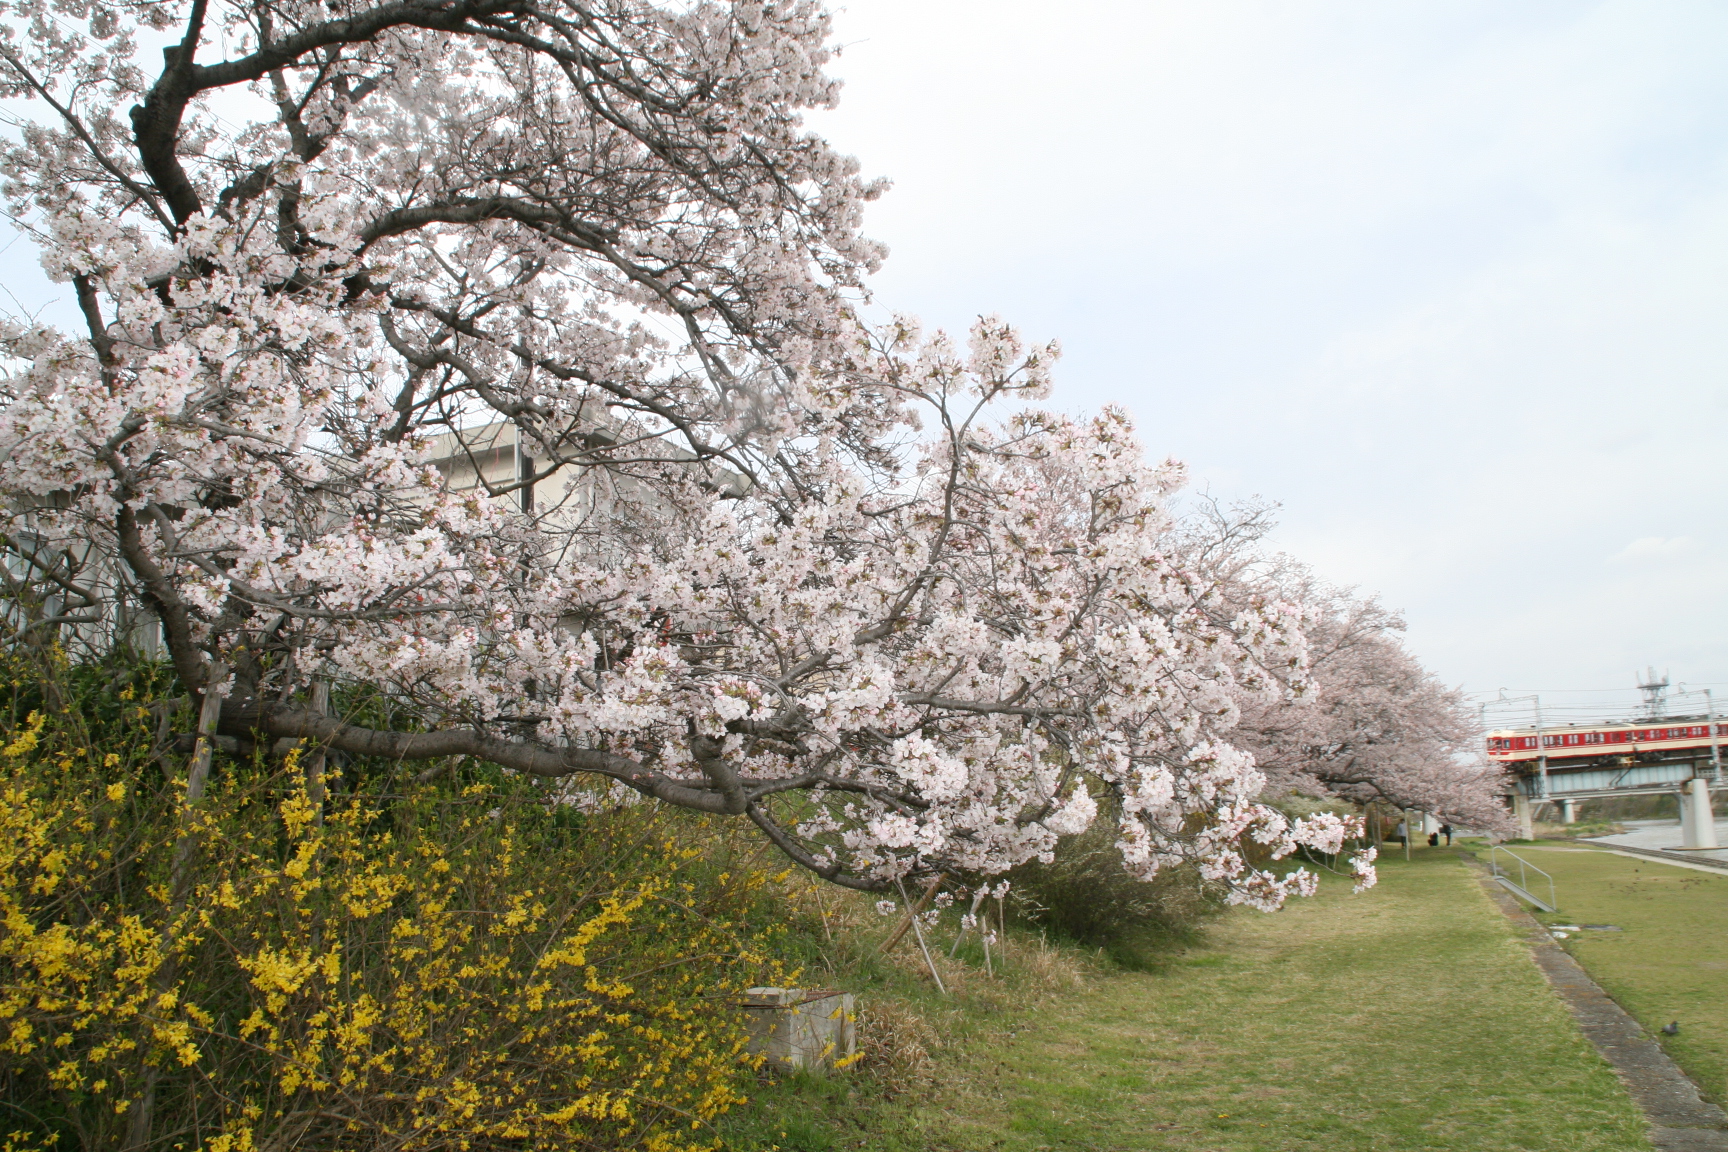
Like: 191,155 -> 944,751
0,0 -> 1372,903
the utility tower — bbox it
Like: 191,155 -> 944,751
1636,666 -> 1670,720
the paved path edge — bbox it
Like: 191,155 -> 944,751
1583,842 -> 1728,876
1460,852 -> 1728,1151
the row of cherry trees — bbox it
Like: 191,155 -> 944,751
0,0 -> 1497,912
1176,498 -> 1510,831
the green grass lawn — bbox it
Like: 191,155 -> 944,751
1493,843 -> 1728,1107
728,847 -> 1651,1151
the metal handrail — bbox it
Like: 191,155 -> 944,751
1490,845 -> 1557,911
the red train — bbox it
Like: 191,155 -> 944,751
1487,719 -> 1727,763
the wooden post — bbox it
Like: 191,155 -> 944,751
878,875 -> 942,955
304,679 -> 329,822
897,878 -> 947,994
996,894 -> 1008,971
951,887 -> 987,957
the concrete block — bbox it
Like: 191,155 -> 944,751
741,987 -> 858,1070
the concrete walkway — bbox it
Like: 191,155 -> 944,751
1588,818 -> 1728,866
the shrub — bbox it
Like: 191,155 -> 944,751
1004,818 -> 1224,969
0,654 -> 786,1151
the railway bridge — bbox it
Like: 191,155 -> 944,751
1488,716 -> 1724,845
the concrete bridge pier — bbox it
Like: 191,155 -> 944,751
1513,794 -> 1534,841
1559,798 -> 1576,824
1681,778 -> 1720,850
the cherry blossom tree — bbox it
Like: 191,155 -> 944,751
1176,499 -> 1510,831
0,0 -> 1369,901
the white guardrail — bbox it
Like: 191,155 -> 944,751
1489,845 -> 1558,913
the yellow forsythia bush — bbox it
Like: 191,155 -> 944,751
0,658 -> 790,1151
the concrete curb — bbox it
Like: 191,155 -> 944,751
1582,842 -> 1728,876
1461,853 -> 1728,1151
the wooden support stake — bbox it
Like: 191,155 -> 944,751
879,874 -> 942,955
898,877 -> 947,995
304,679 -> 330,822
813,883 -> 834,944
952,887 -> 988,957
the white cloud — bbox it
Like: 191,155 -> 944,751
1611,537 -> 1699,563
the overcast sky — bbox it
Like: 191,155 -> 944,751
810,0 -> 1728,722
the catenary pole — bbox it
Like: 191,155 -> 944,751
1709,689 -> 1722,784
1534,695 -> 1549,808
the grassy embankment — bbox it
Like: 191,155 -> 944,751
1481,842 -> 1728,1107
730,847 -> 1650,1151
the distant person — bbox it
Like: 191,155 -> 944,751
1395,819 -> 1408,846
1440,824 -> 1453,846
1428,831 -> 1439,847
